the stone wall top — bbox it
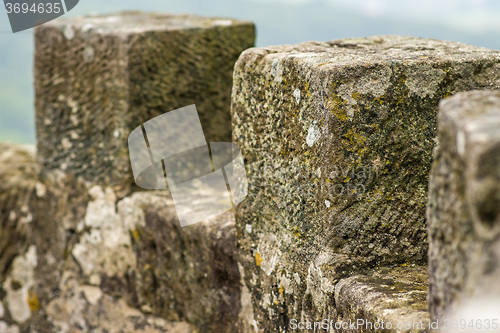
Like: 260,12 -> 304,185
244,35 -> 500,65
42,11 -> 254,37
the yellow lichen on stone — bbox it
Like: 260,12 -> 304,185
351,91 -> 362,100
373,96 -> 385,105
27,289 -> 40,312
131,229 -> 141,242
255,252 -> 263,266
328,94 -> 348,121
344,128 -> 367,146
291,226 -> 303,239
305,81 -> 311,97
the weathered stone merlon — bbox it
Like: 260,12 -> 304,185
35,11 -> 255,192
232,36 -> 500,330
428,90 -> 500,321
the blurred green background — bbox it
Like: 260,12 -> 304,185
1,0 -> 500,143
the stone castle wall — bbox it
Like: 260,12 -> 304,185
1,12 -> 500,333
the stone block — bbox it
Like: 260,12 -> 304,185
26,180 -> 240,333
335,266 -> 429,333
231,36 -> 500,328
34,11 -> 255,192
118,193 -> 241,333
0,144 -> 37,282
427,90 -> 500,320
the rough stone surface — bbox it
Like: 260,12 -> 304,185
117,193 -> 241,333
41,269 -> 196,333
14,178 -> 240,333
7,29 -> 500,332
10,12 -> 254,332
0,144 -> 37,283
427,90 -> 500,320
336,266 -> 429,333
35,11 -> 255,193
232,35 -> 500,329
0,144 -> 37,333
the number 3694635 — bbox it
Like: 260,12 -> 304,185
5,2 -> 62,14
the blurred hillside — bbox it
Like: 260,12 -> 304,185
1,0 -> 500,143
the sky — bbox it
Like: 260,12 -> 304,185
325,0 -> 500,32
2,0 -> 500,41
251,0 -> 500,33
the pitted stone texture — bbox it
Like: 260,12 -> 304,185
0,144 -> 37,283
335,266 -> 429,333
0,144 -> 37,329
44,271 -> 196,333
427,90 -> 500,320
25,178 -> 240,333
232,36 -> 500,329
35,11 -> 255,193
124,193 -> 241,333
3,246 -> 37,324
